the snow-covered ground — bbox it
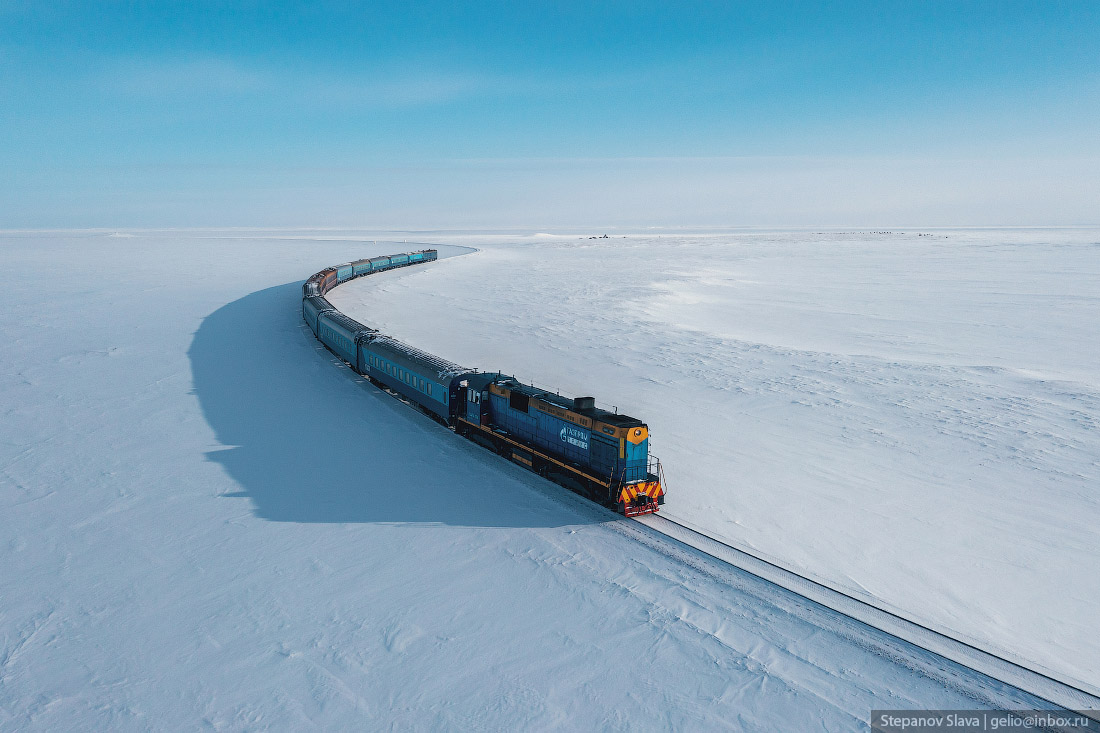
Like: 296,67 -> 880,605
328,228 -> 1100,693
0,229 -> 1036,731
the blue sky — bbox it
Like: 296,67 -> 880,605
2,1 -> 1097,227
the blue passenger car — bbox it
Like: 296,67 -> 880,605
352,259 -> 373,277
389,253 -> 409,267
368,255 -> 391,271
302,296 -> 336,332
336,263 -> 354,282
316,311 -> 374,366
359,335 -> 470,421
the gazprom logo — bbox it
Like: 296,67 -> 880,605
560,426 -> 589,451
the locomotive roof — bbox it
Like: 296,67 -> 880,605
474,373 -> 645,428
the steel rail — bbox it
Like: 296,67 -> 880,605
632,511 -> 1100,719
307,251 -> 1100,720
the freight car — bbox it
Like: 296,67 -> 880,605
302,248 -> 663,516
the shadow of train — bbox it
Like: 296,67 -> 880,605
188,281 -> 602,528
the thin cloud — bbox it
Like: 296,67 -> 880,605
102,56 -> 267,95
88,52 -> 682,109
93,54 -> 515,108
300,71 -> 494,107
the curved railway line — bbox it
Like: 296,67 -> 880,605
309,248 -> 1100,722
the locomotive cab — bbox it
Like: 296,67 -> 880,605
458,373 -> 496,428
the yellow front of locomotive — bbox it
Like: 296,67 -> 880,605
610,424 -> 664,516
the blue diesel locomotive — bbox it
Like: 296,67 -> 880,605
302,249 -> 664,516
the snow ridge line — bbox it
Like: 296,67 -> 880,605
634,512 -> 1100,718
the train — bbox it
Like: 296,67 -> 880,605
301,249 -> 665,516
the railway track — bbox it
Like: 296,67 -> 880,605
353,356 -> 1100,717
627,511 -> 1100,719
311,251 -> 1098,720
